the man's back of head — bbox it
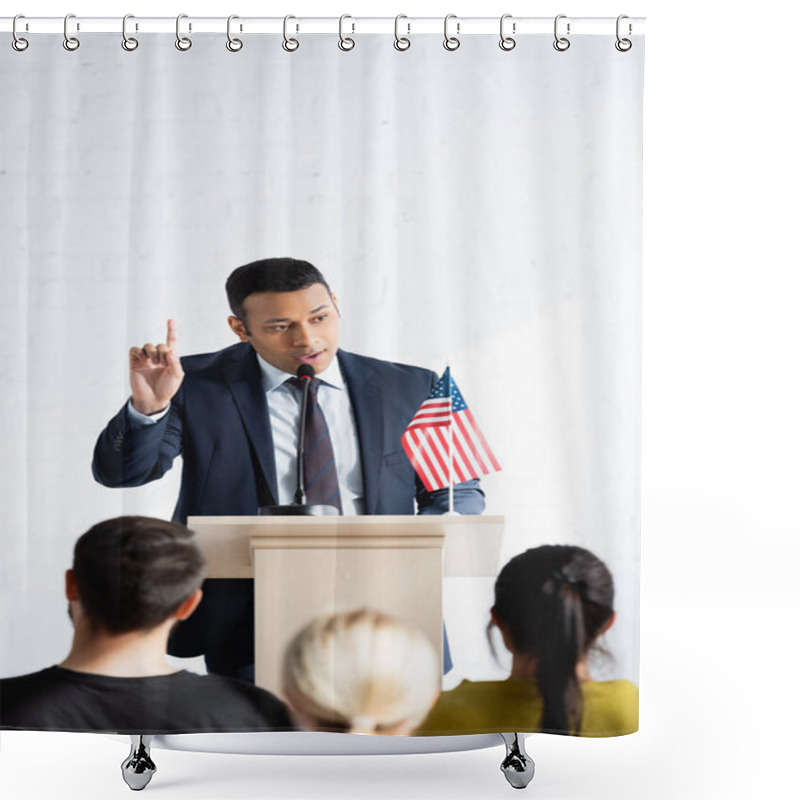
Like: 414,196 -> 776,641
73,515 -> 206,634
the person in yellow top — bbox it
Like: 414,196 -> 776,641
415,545 -> 638,737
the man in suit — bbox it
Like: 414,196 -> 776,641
93,258 -> 484,677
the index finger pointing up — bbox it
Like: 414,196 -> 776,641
166,318 -> 178,350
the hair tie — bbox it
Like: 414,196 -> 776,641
552,568 -> 579,586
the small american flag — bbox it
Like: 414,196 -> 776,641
402,367 -> 501,492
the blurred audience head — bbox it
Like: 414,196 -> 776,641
490,544 -> 615,733
282,609 -> 440,735
70,515 -> 206,634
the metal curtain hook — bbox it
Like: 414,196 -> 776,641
499,14 -> 516,51
226,15 -> 243,51
443,13 -> 460,51
338,14 -> 355,51
175,14 -> 192,50
283,15 -> 299,52
122,14 -> 138,51
12,14 -> 29,51
615,14 -> 632,51
553,14 -> 570,51
63,13 -> 80,51
394,14 -> 410,51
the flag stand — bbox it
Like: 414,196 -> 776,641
446,366 -> 459,516
448,386 -> 455,515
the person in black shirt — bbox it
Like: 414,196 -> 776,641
0,516 -> 292,733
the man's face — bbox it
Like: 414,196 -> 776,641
228,283 -> 340,375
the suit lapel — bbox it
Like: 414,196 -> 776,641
222,346 -> 278,504
338,351 -> 384,515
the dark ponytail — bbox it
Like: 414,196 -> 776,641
491,545 -> 614,735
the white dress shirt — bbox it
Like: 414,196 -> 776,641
127,351 -> 365,515
257,354 -> 365,515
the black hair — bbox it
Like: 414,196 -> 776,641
225,257 -> 332,324
491,545 -> 615,735
72,516 -> 206,635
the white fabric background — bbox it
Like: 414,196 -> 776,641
0,33 -> 642,688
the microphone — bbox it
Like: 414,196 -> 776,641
258,363 -> 339,517
293,364 -> 315,505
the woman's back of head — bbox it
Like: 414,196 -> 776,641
492,545 -> 615,734
282,608 -> 440,735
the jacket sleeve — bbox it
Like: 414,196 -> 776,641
415,477 -> 486,515
92,398 -> 183,488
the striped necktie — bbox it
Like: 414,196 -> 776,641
288,376 -> 342,513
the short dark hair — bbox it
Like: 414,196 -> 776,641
225,258 -> 332,321
72,516 -> 206,635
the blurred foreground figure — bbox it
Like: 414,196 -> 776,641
283,609 -> 441,735
0,516 -> 292,733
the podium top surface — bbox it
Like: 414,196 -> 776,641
187,514 -> 503,528
186,515 -> 504,578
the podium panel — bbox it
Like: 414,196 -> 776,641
188,515 -> 504,696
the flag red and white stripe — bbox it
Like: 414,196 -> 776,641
402,368 -> 501,492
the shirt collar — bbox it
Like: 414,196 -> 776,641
257,352 -> 345,393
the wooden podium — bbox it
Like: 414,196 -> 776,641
188,515 -> 504,695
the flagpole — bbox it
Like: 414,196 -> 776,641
447,365 -> 455,515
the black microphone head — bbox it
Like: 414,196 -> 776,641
296,364 -> 315,381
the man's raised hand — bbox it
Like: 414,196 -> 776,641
129,319 -> 185,416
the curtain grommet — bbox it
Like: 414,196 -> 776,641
499,14 -> 516,51
12,15 -> 29,51
226,15 -> 243,52
282,15 -> 299,52
615,15 -> 633,51
338,14 -> 355,51
63,13 -> 80,51
121,14 -> 138,51
175,14 -> 192,51
394,15 -> 411,51
553,14 -> 570,52
443,14 -> 460,51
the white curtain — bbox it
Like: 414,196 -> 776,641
1,33 -> 642,683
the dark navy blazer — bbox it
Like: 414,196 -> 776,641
92,344 -> 484,663
93,343 -> 485,519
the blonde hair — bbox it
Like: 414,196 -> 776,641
282,609 -> 440,735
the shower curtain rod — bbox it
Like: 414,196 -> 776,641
1,16 -> 645,37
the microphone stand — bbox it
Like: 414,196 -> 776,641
292,371 -> 311,506
259,365 -> 340,517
